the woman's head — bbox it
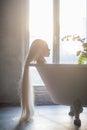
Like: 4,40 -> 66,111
27,39 -> 50,64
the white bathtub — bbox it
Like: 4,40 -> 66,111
30,64 -> 87,107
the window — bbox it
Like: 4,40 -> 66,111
29,0 -> 53,85
59,0 -> 87,64
29,0 -> 87,85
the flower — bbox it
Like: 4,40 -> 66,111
61,34 -> 87,64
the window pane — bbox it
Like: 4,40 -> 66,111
29,0 -> 53,85
60,0 -> 86,64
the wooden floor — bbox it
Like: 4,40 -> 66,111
0,105 -> 87,130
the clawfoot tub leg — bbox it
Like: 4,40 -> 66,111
69,106 -> 74,116
69,99 -> 83,127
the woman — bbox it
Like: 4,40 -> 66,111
27,39 -> 50,64
20,39 -> 50,123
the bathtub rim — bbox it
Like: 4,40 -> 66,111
29,63 -> 87,68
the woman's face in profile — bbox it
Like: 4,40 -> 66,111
41,44 -> 50,57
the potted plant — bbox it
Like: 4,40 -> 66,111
62,35 -> 87,64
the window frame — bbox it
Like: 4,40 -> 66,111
53,0 -> 60,63
53,0 -> 87,64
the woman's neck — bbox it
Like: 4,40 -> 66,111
37,57 -> 46,64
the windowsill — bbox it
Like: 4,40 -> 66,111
33,85 -> 56,105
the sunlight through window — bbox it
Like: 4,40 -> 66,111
30,0 -> 53,63
29,0 -> 53,85
29,0 -> 87,85
60,0 -> 86,64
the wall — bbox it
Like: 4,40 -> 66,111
0,0 -> 29,104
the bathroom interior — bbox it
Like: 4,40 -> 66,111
0,0 -> 87,130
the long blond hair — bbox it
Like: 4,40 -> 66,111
20,39 -> 48,123
27,39 -> 48,63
